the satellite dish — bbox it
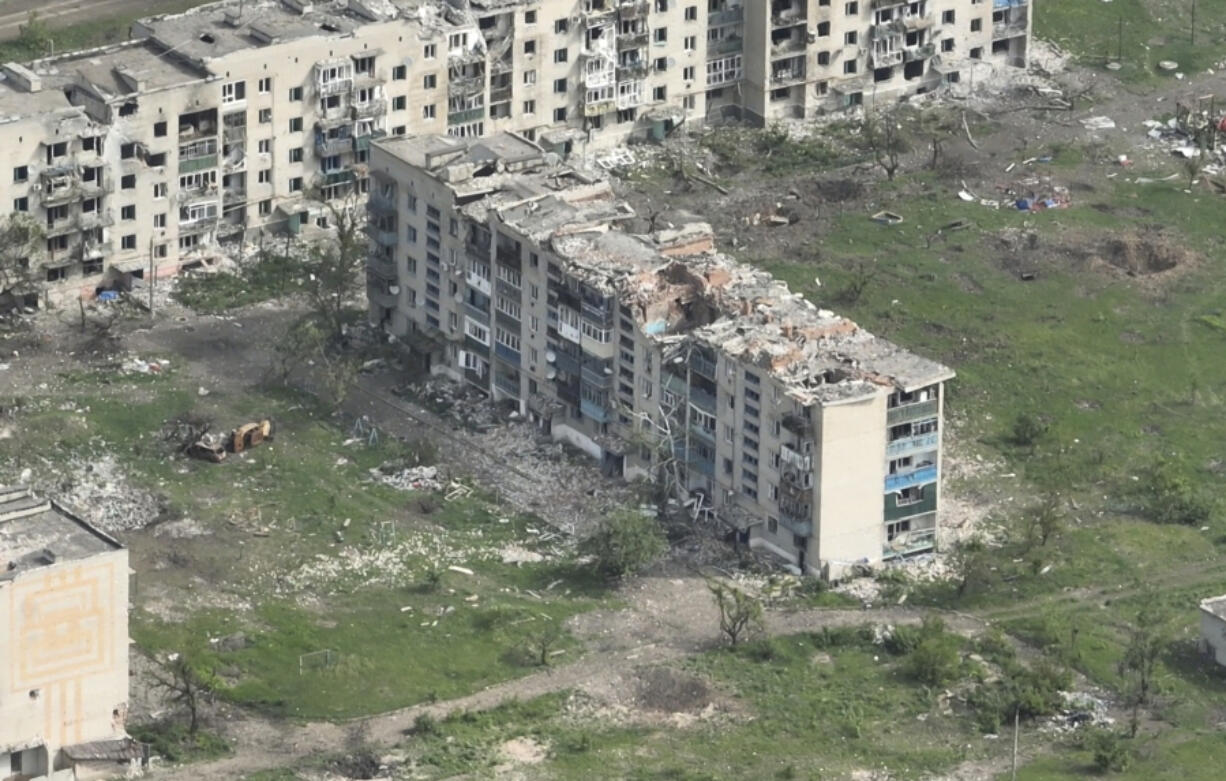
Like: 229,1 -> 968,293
388,285 -> 400,295
453,292 -> 463,302
546,369 -> 557,380
666,57 -> 676,68
603,367 -> 613,374
546,350 -> 556,363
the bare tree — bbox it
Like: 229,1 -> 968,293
1119,603 -> 1163,715
708,579 -> 764,646
525,621 -> 565,667
837,259 -> 878,305
147,654 -> 215,735
617,384 -> 688,508
862,108 -> 909,181
915,108 -> 957,170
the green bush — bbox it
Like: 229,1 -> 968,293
968,657 -> 1072,733
1010,413 -> 1048,448
1142,457 -> 1214,526
1086,728 -> 1132,773
902,616 -> 962,686
128,722 -> 230,763
581,509 -> 667,578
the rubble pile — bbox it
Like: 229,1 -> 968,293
43,454 -> 163,532
472,424 -> 636,537
396,377 -> 501,429
1040,690 -> 1115,734
369,461 -> 442,492
271,533 -> 498,597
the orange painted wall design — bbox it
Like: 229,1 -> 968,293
1,553 -> 129,756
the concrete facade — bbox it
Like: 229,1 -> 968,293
0,0 -> 1030,307
368,133 -> 952,576
0,486 -> 131,781
1199,595 -> 1226,667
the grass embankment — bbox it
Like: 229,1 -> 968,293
4,363 -> 612,721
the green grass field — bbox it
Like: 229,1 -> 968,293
3,363 -> 612,721
1034,0 -> 1226,83
394,628 -> 999,780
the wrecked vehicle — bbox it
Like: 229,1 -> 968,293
185,435 -> 227,463
230,419 -> 274,453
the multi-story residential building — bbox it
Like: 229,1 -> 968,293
368,132 -> 953,577
0,0 -> 1028,307
1,485 -> 135,780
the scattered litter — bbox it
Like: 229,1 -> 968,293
120,356 -> 167,375
1080,116 -> 1116,131
448,565 -> 474,576
871,211 -> 904,225
370,462 -> 441,492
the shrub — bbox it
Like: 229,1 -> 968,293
581,510 -> 667,578
1142,457 -> 1213,526
969,657 -> 1072,732
1086,728 -> 1132,773
903,616 -> 961,686
412,713 -> 438,735
1010,413 -> 1048,448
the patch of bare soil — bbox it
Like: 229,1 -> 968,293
1096,233 -> 1195,277
498,737 -> 548,765
814,178 -> 866,202
634,667 -> 712,713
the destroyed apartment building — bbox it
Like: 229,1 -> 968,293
367,132 -> 953,577
0,485 -> 138,780
0,0 -> 1030,306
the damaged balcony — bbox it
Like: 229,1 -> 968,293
782,411 -> 815,438
992,11 -> 1028,39
368,188 -> 396,215
904,42 -> 936,61
770,30 -> 807,59
448,107 -> 486,125
317,133 -> 353,157
617,0 -> 650,18
616,30 -> 649,50
884,464 -> 937,492
886,397 -> 938,425
708,36 -> 743,56
40,167 -> 82,206
351,99 -> 386,119
902,10 -> 934,30
708,5 -> 744,26
884,517 -> 936,558
772,60 -> 807,85
179,138 -> 219,173
770,0 -> 806,30
366,254 -> 397,281
886,430 -> 938,457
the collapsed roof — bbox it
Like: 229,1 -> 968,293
378,132 -> 954,405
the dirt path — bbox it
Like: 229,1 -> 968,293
145,574 -> 986,780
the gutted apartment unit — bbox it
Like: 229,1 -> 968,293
0,0 -> 1028,306
368,133 -> 952,576
0,486 -> 136,781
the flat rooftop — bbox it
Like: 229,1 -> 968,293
136,0 -> 450,63
0,486 -> 123,581
1202,595 -> 1226,621
0,40 -> 205,118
